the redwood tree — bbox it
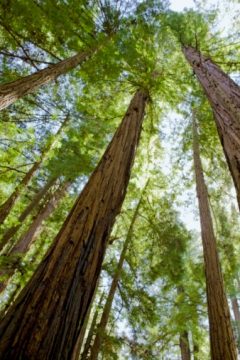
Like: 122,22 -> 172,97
0,89 -> 149,359
192,112 -> 237,360
0,116 -> 68,226
183,46 -> 240,209
0,49 -> 95,111
89,183 -> 146,360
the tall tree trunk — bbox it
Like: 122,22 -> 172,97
231,296 -> 240,353
81,293 -> 105,360
183,46 -> 240,209
0,89 -> 148,359
0,115 -> 68,225
179,331 -> 191,360
89,185 -> 146,360
0,49 -> 95,110
0,181 -> 69,293
0,176 -> 57,252
177,287 -> 191,360
192,113 -> 237,360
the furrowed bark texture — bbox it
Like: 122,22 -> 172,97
0,116 -> 68,226
192,116 -> 237,360
183,46 -> 240,209
0,182 -> 69,294
89,186 -> 145,360
0,50 -> 93,110
179,331 -> 191,360
0,89 -> 148,360
0,177 -> 57,252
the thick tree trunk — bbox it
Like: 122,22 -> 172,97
179,331 -> 191,360
0,116 -> 68,226
81,293 -> 105,360
89,186 -> 145,360
0,50 -> 93,110
0,177 -> 57,251
0,89 -> 148,359
192,114 -> 237,360
183,46 -> 240,209
0,182 -> 69,293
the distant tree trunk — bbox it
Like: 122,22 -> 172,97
0,115 -> 68,225
193,340 -> 200,360
0,49 -> 94,110
183,46 -> 240,209
0,181 -> 69,293
0,89 -> 149,359
0,176 -> 57,251
81,293 -> 105,360
89,185 -> 146,360
177,287 -> 191,360
179,331 -> 191,360
231,296 -> 240,353
192,113 -> 237,360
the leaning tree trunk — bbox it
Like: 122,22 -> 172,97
179,331 -> 191,360
0,115 -> 68,226
81,293 -> 105,360
192,113 -> 237,360
0,89 -> 148,359
183,46 -> 240,209
0,48 -> 95,110
89,184 -> 146,360
0,181 -> 69,293
0,176 -> 57,251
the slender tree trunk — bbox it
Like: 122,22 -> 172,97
0,181 -> 69,293
177,287 -> 191,360
183,46 -> 240,209
193,340 -> 200,360
192,113 -> 237,360
0,49 -> 94,110
0,89 -> 148,359
179,331 -> 191,360
89,185 -> 146,360
0,115 -> 68,225
11,181 -> 69,254
231,296 -> 240,353
0,177 -> 57,251
81,293 -> 105,360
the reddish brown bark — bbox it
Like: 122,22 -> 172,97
89,186 -> 145,360
0,116 -> 68,226
192,114 -> 237,360
0,177 -> 57,251
0,50 -> 93,110
0,89 -> 148,359
179,331 -> 191,360
183,46 -> 240,209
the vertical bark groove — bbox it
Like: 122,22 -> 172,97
0,89 -> 149,360
89,185 -> 146,360
183,46 -> 240,209
192,113 -> 237,360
